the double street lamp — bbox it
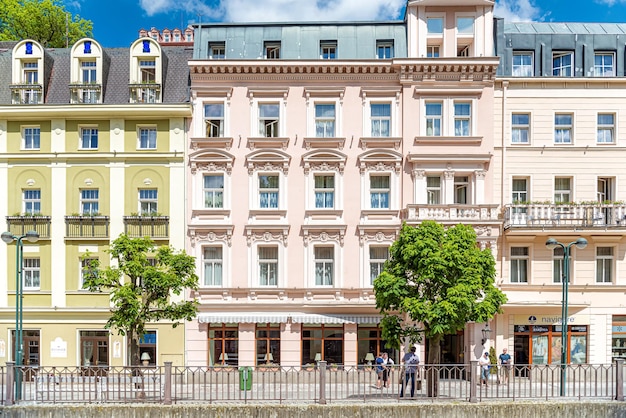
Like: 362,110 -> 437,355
545,237 -> 587,397
2,230 -> 39,401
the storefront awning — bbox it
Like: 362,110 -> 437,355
197,312 -> 381,325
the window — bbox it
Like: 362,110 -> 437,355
23,127 -> 40,150
80,189 -> 99,215
554,177 -> 571,203
512,52 -> 533,76
427,45 -> 440,58
512,178 -> 528,203
552,246 -> 570,284
204,103 -> 224,138
203,174 -> 224,208
554,114 -> 573,144
320,41 -> 337,59
370,103 -> 391,137
80,127 -> 98,149
264,41 -> 280,59
425,102 -> 442,136
302,325 -> 344,365
376,40 -> 394,59
163,33 -> 170,42
174,33 -> 181,42
597,113 -> 615,143
139,127 -> 157,149
259,175 -> 279,209
594,53 -> 614,77
209,42 -> 225,59
139,331 -> 157,366
454,102 -> 471,136
208,324 -> 238,366
23,61 -> 38,84
256,324 -> 280,365
454,176 -> 469,204
258,103 -> 280,137
370,175 -> 390,209
23,258 -> 40,290
81,60 -> 97,83
427,176 -> 441,204
369,246 -> 389,285
553,52 -> 573,77
314,175 -> 334,209
456,17 -> 474,57
139,60 -> 156,83
80,331 -> 109,367
457,17 -> 474,35
510,247 -> 529,283
258,246 -> 278,286
80,256 -> 98,289
23,189 -> 41,215
512,113 -> 530,143
357,327 -> 398,366
596,247 -> 613,283
315,104 -> 336,137
203,246 -> 223,286
314,246 -> 334,286
427,17 -> 443,34
139,189 -> 158,215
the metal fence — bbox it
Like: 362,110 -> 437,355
2,360 -> 624,405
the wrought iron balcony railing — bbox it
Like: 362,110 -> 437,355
5,215 -> 51,238
65,215 -> 110,238
9,84 -> 43,104
123,215 -> 169,238
129,84 -> 161,103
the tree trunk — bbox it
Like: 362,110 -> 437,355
129,328 -> 140,366
427,334 -> 442,398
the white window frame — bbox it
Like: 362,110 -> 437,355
22,126 -> 40,150
23,189 -> 41,215
23,258 -> 41,290
79,126 -> 98,150
209,42 -> 225,59
251,98 -> 286,138
512,177 -> 529,203
313,173 -> 335,209
554,113 -> 573,144
258,245 -> 279,286
425,101 -> 442,136
306,95 -> 342,138
202,245 -> 224,287
553,51 -> 573,77
512,52 -> 534,77
454,176 -> 470,204
420,98 -> 476,137
427,45 -> 440,58
510,246 -> 529,283
314,102 -> 336,138
369,102 -> 392,137
453,101 -> 472,136
455,14 -> 475,57
138,189 -> 158,215
426,14 -> 444,58
594,52 -> 615,77
313,245 -> 335,286
426,175 -> 442,205
369,174 -> 391,209
376,40 -> 394,59
597,112 -> 616,144
249,240 -> 285,287
204,102 -> 225,138
596,246 -> 614,284
320,41 -> 337,59
80,189 -> 99,215
264,41 -> 281,59
368,245 -> 389,285
138,126 -> 157,149
511,113 -> 530,144
203,173 -> 225,209
554,177 -> 572,204
258,173 -> 280,209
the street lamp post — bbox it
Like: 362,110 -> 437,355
545,237 -> 587,397
2,230 -> 39,401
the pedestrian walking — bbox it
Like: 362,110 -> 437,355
400,346 -> 420,397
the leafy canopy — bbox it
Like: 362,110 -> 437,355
0,0 -> 93,47
374,221 -> 507,349
83,234 -> 199,365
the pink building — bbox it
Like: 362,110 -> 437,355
138,27 -> 194,46
186,0 -> 499,368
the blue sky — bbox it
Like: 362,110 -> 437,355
65,0 -> 626,48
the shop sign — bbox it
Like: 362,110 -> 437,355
515,314 -> 589,326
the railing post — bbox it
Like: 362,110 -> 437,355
469,360 -> 477,403
163,362 -> 172,405
6,361 -> 15,406
318,360 -> 327,405
615,358 -> 624,401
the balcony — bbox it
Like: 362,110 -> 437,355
69,83 -> 101,104
503,203 -> 626,230
65,216 -> 109,239
129,83 -> 161,103
9,84 -> 42,104
404,204 -> 500,224
5,216 -> 51,238
123,216 -> 169,239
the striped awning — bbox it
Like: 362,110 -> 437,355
197,312 -> 381,325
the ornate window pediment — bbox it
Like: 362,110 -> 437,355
357,150 -> 402,174
302,149 -> 347,174
190,150 -> 235,174
245,150 -> 291,175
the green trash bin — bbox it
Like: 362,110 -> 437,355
239,366 -> 253,390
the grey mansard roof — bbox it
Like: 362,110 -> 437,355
0,44 -> 191,105
504,22 -> 626,35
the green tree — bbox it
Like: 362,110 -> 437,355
82,234 -> 199,367
0,0 -> 93,47
373,221 -> 507,396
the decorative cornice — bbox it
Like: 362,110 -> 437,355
189,228 -> 234,247
357,228 -> 398,246
303,160 -> 345,175
245,226 -> 290,246
190,161 -> 233,175
359,160 -> 401,175
302,225 -> 347,247
247,161 -> 289,175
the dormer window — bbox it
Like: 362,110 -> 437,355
69,39 -> 103,104
23,62 -> 38,84
129,38 -> 162,103
11,40 -> 44,104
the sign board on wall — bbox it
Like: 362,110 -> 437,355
50,337 -> 67,358
514,314 -> 590,326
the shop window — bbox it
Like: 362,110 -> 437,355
139,331 -> 156,366
612,316 -> 626,361
256,324 -> 280,365
208,324 -> 238,366
357,326 -> 398,366
302,325 -> 344,366
514,324 -> 587,366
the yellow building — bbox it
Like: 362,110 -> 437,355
0,38 -> 191,368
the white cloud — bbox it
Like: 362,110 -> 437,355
138,0 -> 405,22
493,0 -> 543,22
